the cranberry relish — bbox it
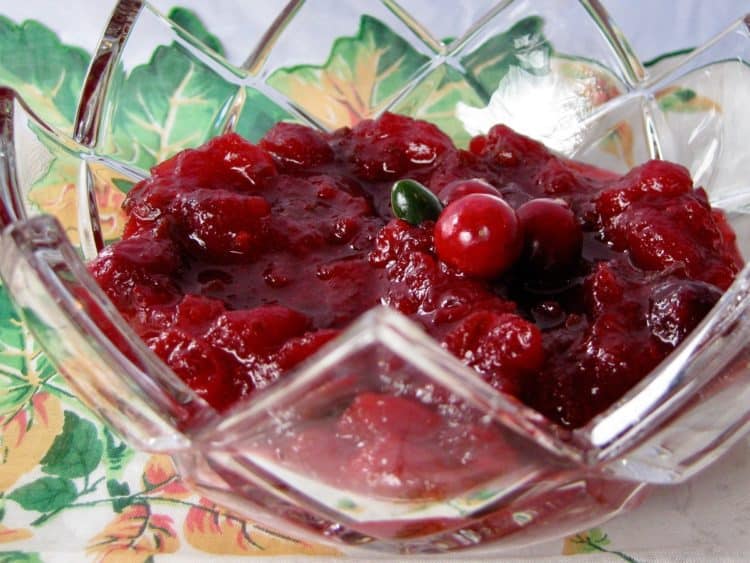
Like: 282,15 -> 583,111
90,113 -> 742,429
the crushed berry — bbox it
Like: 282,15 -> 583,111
90,115 -> 742,439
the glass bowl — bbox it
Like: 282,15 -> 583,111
2,0 -> 750,554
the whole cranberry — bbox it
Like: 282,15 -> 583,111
434,194 -> 522,279
437,178 -> 502,206
516,198 -> 582,274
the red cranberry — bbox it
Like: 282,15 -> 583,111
89,117 -> 742,433
443,311 -> 544,397
345,112 -> 454,180
88,236 -> 181,313
648,280 -> 722,346
275,329 -> 339,370
369,219 -> 433,267
437,178 -> 502,206
471,124 -> 550,167
596,160 -> 693,221
207,306 -> 310,360
337,392 -> 441,441
174,294 -> 226,330
584,262 -> 624,316
535,159 -> 580,196
629,159 -> 693,198
150,133 -> 277,192
347,437 -> 443,498
434,194 -> 522,279
148,328 -> 237,412
516,198 -> 582,274
173,189 -> 271,262
260,122 -> 334,168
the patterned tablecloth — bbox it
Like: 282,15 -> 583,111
0,1 -> 749,561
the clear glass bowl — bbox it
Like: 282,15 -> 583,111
2,0 -> 750,554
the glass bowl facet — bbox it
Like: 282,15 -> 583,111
2,0 -> 750,554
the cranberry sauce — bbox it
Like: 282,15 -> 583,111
90,114 -> 742,428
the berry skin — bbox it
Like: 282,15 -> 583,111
595,159 -> 693,221
535,159 -> 581,196
207,306 -> 310,360
88,236 -> 182,313
516,198 -> 582,274
344,112 -> 454,180
173,189 -> 271,262
437,178 -> 502,206
337,392 -> 441,441
149,132 -> 277,192
434,194 -> 522,279
275,329 -> 340,370
147,328 -> 237,412
469,124 -> 550,167
443,311 -> 544,397
648,280 -> 722,346
260,122 -> 334,168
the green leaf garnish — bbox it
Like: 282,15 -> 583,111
391,179 -> 443,225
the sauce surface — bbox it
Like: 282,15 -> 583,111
90,113 -> 742,432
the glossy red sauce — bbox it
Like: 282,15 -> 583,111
90,113 -> 741,438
